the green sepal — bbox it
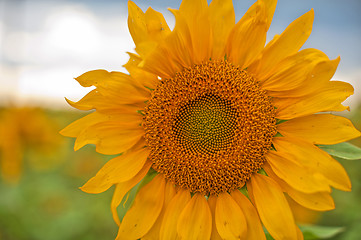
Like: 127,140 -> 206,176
258,168 -> 268,176
136,110 -> 145,116
319,142 -> 361,160
265,232 -> 274,240
239,184 -> 249,197
276,119 -> 287,124
144,86 -> 154,91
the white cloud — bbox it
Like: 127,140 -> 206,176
17,65 -> 95,108
1,3 -> 135,107
17,5 -> 133,67
44,6 -> 100,54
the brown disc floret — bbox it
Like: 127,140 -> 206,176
143,60 -> 277,195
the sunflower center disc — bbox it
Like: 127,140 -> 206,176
143,60 -> 277,195
174,94 -> 237,154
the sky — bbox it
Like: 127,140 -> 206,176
0,0 -> 360,109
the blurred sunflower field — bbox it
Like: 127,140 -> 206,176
0,107 -> 119,240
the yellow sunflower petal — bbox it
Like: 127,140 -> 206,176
124,53 -> 158,90
231,190 -> 266,240
75,69 -> 108,87
177,193 -> 212,240
263,163 -> 335,211
116,174 -> 165,240
135,13 -> 171,57
110,160 -> 152,226
61,110 -> 142,139
207,195 -> 223,240
160,189 -> 191,240
245,0 -> 277,30
268,57 -> 340,98
275,81 -> 354,119
209,0 -> 235,60
60,112 -> 109,137
264,0 -> 277,30
248,173 -> 298,240
65,89 -> 99,111
278,114 -> 361,145
80,148 -> 149,194
74,121 -> 143,155
144,7 -> 171,42
266,151 -> 331,193
179,0 -> 211,64
249,9 -> 314,78
273,137 -> 352,191
101,103 -> 146,116
124,52 -> 142,68
111,112 -> 144,123
76,70 -> 150,104
65,88 -> 145,115
111,184 -> 129,226
179,0 -> 207,17
215,192 -> 248,240
140,39 -> 181,79
287,188 -> 335,211
261,48 -> 329,90
296,226 -> 304,240
128,1 -> 148,47
128,1 -> 170,55
142,181 -> 177,240
226,0 -> 267,69
141,10 -> 192,79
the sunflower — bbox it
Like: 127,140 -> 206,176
61,0 -> 361,239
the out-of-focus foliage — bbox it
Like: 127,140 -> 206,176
0,106 -> 360,240
0,108 -> 117,240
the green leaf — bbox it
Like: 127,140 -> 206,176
319,142 -> 361,160
300,225 -> 345,239
258,168 -> 267,175
264,225 -> 344,240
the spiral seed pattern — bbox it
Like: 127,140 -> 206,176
143,60 -> 277,195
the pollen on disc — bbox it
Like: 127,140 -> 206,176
143,60 -> 277,195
